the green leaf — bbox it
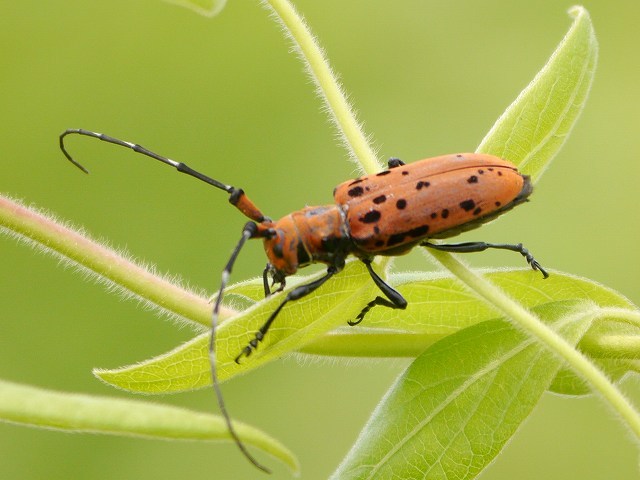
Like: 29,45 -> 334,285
477,6 -> 598,182
0,378 -> 298,473
302,269 -> 640,395
549,317 -> 640,395
330,301 -> 595,480
96,260 -> 379,393
163,0 -> 227,17
96,268 -> 640,395
351,269 -> 636,334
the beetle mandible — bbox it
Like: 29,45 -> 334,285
59,128 -> 548,472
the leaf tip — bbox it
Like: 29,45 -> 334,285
163,0 -> 227,17
567,5 -> 588,20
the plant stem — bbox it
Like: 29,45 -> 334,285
301,330 -> 640,360
263,0 -> 381,174
428,248 -> 640,440
0,195 -> 233,328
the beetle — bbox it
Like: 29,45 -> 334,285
60,128 -> 548,472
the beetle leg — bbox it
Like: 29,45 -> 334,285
387,157 -> 405,168
351,259 -> 408,325
422,241 -> 549,278
59,128 -> 269,223
262,264 -> 271,297
207,221 -> 271,473
235,266 -> 338,363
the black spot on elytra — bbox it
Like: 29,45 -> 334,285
456,154 -> 464,159
348,186 -> 364,197
460,199 -> 476,212
488,167 -> 494,172
396,199 -> 407,210
373,226 -> 380,234
408,225 -> 429,237
416,181 -> 430,190
467,175 -> 478,184
497,171 -> 503,176
477,169 -> 484,174
373,195 -> 386,204
401,171 -> 409,176
386,233 -> 406,247
473,207 -> 482,216
495,201 -> 502,207
360,210 -> 381,223
430,212 -> 438,219
376,170 -> 392,177
441,209 -> 450,219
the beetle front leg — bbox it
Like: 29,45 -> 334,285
236,266 -> 338,363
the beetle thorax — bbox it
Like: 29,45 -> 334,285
262,205 -> 351,277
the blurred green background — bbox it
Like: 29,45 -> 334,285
2,1 -> 639,478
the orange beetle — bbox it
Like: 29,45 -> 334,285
60,130 -> 548,471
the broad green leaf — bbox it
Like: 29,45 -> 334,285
348,269 -> 635,334
96,260 -> 379,393
477,6 -> 598,182
330,301 -> 595,480
0,378 -> 298,473
302,269 -> 640,395
97,268 -> 639,395
163,0 -> 227,17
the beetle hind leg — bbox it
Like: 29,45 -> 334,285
422,240 -> 549,278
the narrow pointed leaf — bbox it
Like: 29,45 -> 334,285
0,379 -> 298,473
163,0 -> 227,17
354,269 -> 636,334
477,6 -> 598,181
96,260 -> 379,393
97,268 -> 639,395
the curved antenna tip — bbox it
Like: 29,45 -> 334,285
59,130 -> 90,174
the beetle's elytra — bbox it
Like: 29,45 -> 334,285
60,129 -> 548,472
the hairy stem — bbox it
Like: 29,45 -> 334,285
263,0 -> 381,174
428,248 -> 640,440
0,195 -> 233,328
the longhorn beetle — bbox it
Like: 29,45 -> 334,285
60,128 -> 548,472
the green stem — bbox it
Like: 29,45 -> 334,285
301,329 -> 640,360
0,195 -> 232,328
427,248 -> 640,440
263,0 -> 381,174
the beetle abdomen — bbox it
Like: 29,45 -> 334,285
334,153 -> 530,254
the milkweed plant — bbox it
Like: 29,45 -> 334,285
1,1 -> 639,478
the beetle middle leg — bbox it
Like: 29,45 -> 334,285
350,258 -> 408,326
422,240 -> 549,278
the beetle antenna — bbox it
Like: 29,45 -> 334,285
60,129 -> 269,223
61,129 -> 270,471
210,222 -> 271,473
59,129 -> 234,193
